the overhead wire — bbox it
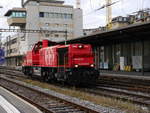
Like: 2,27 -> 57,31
142,0 -> 146,10
82,0 -> 104,17
82,0 -> 106,28
141,0 -> 143,10
90,0 -> 93,10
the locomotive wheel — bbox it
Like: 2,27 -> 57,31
41,71 -> 46,81
28,68 -> 33,76
41,70 -> 49,82
25,67 -> 29,75
45,71 -> 50,82
48,72 -> 55,82
22,67 -> 25,74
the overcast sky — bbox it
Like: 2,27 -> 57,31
0,0 -> 150,30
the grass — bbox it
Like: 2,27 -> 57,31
18,78 -> 149,113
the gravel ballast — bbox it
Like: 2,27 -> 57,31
0,75 -> 125,113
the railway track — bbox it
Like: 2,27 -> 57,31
99,75 -> 150,89
0,66 -> 150,109
97,80 -> 150,94
84,85 -> 150,107
0,76 -> 101,113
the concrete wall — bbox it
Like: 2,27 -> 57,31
25,1 -> 40,52
73,8 -> 83,38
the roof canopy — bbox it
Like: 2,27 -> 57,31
61,21 -> 150,46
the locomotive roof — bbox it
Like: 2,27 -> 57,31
40,43 -> 90,50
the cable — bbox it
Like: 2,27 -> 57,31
84,17 -> 105,26
142,0 -> 143,10
90,0 -> 93,10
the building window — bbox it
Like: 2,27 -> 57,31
19,12 -> 23,17
62,14 -> 65,19
45,12 -> 49,18
45,34 -> 49,37
48,13 -> 52,18
67,14 -> 72,19
64,13 -> 67,19
21,36 -> 25,41
39,12 -> 73,19
56,24 -> 59,27
123,18 -> 127,21
63,24 -> 67,27
11,38 -> 17,44
11,12 -> 26,18
119,17 -> 122,21
58,13 -> 61,18
12,12 -> 16,17
55,34 -> 59,37
56,13 -> 59,18
15,12 -> 20,17
39,12 -> 44,17
60,13 -> 63,18
54,13 -> 57,18
45,23 -> 49,26
22,12 -> 26,17
51,13 -> 54,18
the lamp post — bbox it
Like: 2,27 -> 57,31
0,6 -> 3,48
64,24 -> 67,45
65,29 -> 67,45
142,40 -> 144,75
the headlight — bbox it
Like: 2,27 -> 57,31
90,64 -> 94,67
75,64 -> 79,68
78,45 -> 83,48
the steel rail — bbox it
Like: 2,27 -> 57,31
0,66 -> 150,107
0,76 -> 100,113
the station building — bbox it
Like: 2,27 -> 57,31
65,22 -> 150,75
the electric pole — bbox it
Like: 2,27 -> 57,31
76,0 -> 81,9
106,0 -> 112,25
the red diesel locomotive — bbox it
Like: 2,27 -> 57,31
22,40 -> 99,84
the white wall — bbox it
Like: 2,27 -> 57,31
73,8 -> 83,38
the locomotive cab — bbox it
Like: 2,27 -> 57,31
56,44 -> 99,84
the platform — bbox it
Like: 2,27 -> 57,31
0,105 -> 7,113
0,86 -> 42,113
100,70 -> 150,81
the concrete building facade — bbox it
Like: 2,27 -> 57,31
98,41 -> 150,72
22,0 -> 83,54
110,9 -> 150,30
4,34 -> 24,66
111,16 -> 129,29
